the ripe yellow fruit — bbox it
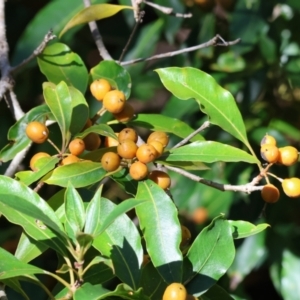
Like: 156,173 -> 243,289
61,154 -> 80,165
90,79 -> 111,101
147,131 -> 169,147
104,134 -> 119,147
162,283 -> 187,300
282,178 -> 300,198
260,134 -> 277,146
29,152 -> 50,171
192,207 -> 208,225
129,161 -> 148,180
148,170 -> 171,190
117,139 -> 138,159
261,184 -> 280,203
260,145 -> 279,163
148,140 -> 164,158
101,152 -> 121,172
136,144 -> 157,164
278,146 -> 299,166
118,128 -> 138,143
103,90 -> 126,114
113,102 -> 135,122
68,138 -> 85,156
26,121 -> 49,144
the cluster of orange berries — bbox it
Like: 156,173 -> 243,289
90,79 -> 134,123
162,282 -> 197,300
260,134 -> 300,202
101,127 -> 172,189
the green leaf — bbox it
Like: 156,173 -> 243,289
210,51 -> 246,73
111,168 -> 138,197
76,124 -> 117,140
162,141 -> 258,164
129,114 -> 204,142
202,284 -> 235,300
0,105 -> 52,162
90,61 -> 132,99
43,81 -> 72,144
0,247 -> 45,280
93,198 -> 143,290
228,220 -> 270,239
15,156 -> 60,186
183,215 -> 235,296
157,160 -> 209,171
73,283 -> 110,299
44,161 -> 106,188
64,183 -> 86,241
60,4 -> 133,38
155,67 -> 251,149
135,180 -> 182,283
15,233 -> 48,263
1,278 -> 30,300
38,43 -> 88,93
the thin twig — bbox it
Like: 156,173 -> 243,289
143,0 -> 192,18
172,121 -> 210,149
10,30 -> 56,75
165,165 -> 264,193
118,11 -> 145,63
120,34 -> 241,66
83,0 -> 113,60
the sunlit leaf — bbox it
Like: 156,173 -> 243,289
228,220 -> 270,239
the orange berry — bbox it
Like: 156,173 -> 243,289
68,138 -> 85,156
118,128 -> 138,143
148,170 -> 171,190
278,146 -> 299,166
129,161 -> 148,180
282,178 -> 300,198
148,140 -> 164,158
90,79 -> 111,101
101,152 -> 121,172
261,184 -> 280,203
104,134 -> 119,147
180,225 -> 191,249
162,283 -> 187,300
136,144 -> 157,164
83,133 -> 101,151
61,154 -> 80,165
29,152 -> 50,171
113,102 -> 135,122
103,90 -> 126,114
260,134 -> 277,146
192,207 -> 208,224
260,144 -> 279,163
117,139 -> 138,159
26,121 -> 49,144
147,131 -> 169,147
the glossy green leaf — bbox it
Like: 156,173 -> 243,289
129,114 -> 204,141
228,230 -> 267,288
269,119 -> 300,141
280,249 -> 300,300
12,0 -> 106,66
0,247 -> 45,280
202,284 -> 235,300
93,198 -> 143,289
210,52 -> 246,73
38,43 -> 88,93
76,233 -> 94,252
15,233 -> 48,263
0,105 -> 52,162
43,81 -> 72,144
15,156 -> 59,186
155,68 -> 251,149
111,168 -> 138,197
90,60 -> 132,99
1,278 -> 30,300
162,141 -> 258,164
64,183 -> 86,241
228,220 -> 270,239
135,180 -> 182,283
73,283 -> 110,299
69,86 -> 89,134
183,215 -> 235,296
60,4 -> 133,38
76,124 -> 117,140
44,161 -> 106,188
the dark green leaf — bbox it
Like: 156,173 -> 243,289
162,141 -> 258,164
38,43 -> 88,93
60,4 -> 133,38
129,114 -> 204,141
1,278 -> 30,300
73,283 -> 110,299
111,168 -> 138,196
135,180 -> 182,283
183,215 -> 235,296
202,284 -> 235,300
0,247 -> 45,279
44,161 -> 106,188
228,220 -> 270,239
210,52 -> 246,72
90,60 -> 132,99
76,124 -> 117,139
155,68 -> 251,150
93,198 -> 143,289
